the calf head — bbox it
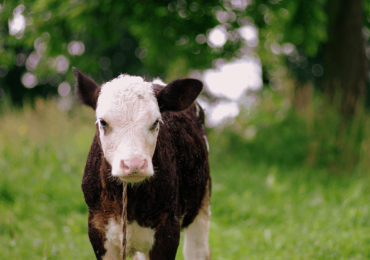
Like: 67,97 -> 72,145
73,68 -> 202,183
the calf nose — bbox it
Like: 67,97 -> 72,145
120,157 -> 148,175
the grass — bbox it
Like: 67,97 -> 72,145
1,99 -> 370,259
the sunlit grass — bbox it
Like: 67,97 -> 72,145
1,99 -> 370,259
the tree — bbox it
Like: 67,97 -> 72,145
323,0 -> 368,119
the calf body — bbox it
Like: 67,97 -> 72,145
74,69 -> 211,260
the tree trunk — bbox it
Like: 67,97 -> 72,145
323,0 -> 368,119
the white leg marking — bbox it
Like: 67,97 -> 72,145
183,196 -> 211,260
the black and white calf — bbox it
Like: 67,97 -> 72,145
73,68 -> 211,260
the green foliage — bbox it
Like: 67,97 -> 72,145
1,99 -> 370,259
0,99 -> 95,259
216,86 -> 370,171
208,158 -> 370,259
208,113 -> 309,167
256,0 -> 327,57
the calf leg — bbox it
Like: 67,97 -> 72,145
88,217 -> 107,260
183,192 -> 211,260
89,214 -> 121,260
149,219 -> 180,260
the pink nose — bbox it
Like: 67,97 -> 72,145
120,157 -> 148,175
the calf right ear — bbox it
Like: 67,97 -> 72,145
73,67 -> 100,110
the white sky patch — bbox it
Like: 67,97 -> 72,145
208,26 -> 227,47
197,98 -> 239,126
208,101 -> 240,126
9,5 -> 25,36
198,57 -> 262,126
203,58 -> 262,100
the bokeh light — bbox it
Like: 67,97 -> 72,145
22,73 -> 38,88
208,26 -> 227,47
58,82 -> 71,96
0,65 -> 9,77
239,25 -> 258,47
99,57 -> 111,69
8,5 -> 25,36
15,53 -> 27,66
68,41 -> 85,56
196,34 -> 207,44
26,52 -> 40,71
56,55 -> 69,74
135,47 -> 148,60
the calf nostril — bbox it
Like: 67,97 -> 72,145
140,159 -> 148,172
129,157 -> 148,173
120,160 -> 130,172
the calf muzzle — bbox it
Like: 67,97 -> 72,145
112,155 -> 153,183
120,157 -> 148,175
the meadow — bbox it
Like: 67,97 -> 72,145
1,99 -> 370,259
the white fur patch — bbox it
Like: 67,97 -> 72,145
196,103 -> 200,117
152,77 -> 166,86
103,218 -> 122,260
183,205 -> 211,260
203,135 -> 209,153
103,218 -> 155,259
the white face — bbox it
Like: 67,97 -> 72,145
95,75 -> 161,183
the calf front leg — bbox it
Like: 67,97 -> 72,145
89,213 -> 122,260
149,219 -> 180,260
88,215 -> 108,260
183,191 -> 211,260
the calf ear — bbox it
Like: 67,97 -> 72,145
73,67 -> 100,110
157,78 -> 203,113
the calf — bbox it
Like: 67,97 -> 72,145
73,68 -> 211,260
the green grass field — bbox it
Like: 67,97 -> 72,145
1,99 -> 370,259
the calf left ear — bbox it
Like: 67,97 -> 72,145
157,78 -> 203,113
73,67 -> 100,110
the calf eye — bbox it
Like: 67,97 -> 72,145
99,119 -> 108,128
150,119 -> 160,130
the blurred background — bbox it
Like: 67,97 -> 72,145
1,0 -> 370,259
